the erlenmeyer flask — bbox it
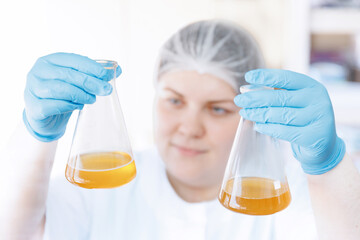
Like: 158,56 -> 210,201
65,60 -> 136,189
218,85 -> 291,215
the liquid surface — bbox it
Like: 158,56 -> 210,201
65,151 -> 136,189
218,177 -> 291,215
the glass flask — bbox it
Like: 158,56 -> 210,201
65,60 -> 136,189
218,85 -> 291,215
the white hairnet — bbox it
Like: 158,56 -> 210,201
154,20 -> 265,93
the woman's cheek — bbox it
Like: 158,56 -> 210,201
209,117 -> 239,151
155,101 -> 178,136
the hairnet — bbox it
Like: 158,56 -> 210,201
154,20 -> 265,93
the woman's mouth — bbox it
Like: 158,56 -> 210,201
171,143 -> 208,157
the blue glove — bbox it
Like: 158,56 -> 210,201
234,69 -> 346,175
23,52 -> 121,142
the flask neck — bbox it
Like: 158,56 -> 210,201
108,78 -> 118,96
240,116 -> 255,127
239,117 -> 256,136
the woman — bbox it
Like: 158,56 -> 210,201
1,20 -> 359,240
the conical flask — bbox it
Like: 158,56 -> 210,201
218,85 -> 291,215
65,60 -> 136,189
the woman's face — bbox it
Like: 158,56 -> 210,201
154,70 -> 240,189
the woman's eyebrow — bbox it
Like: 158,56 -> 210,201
163,88 -> 183,97
208,99 -> 235,104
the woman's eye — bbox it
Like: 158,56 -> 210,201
168,98 -> 182,106
211,106 -> 227,115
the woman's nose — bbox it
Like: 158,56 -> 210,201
177,111 -> 205,138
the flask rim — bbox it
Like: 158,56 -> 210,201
95,59 -> 118,69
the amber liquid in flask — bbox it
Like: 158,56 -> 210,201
219,177 -> 291,215
65,152 -> 136,189
219,84 -> 291,215
66,60 -> 136,189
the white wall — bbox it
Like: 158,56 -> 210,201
0,0 -> 48,151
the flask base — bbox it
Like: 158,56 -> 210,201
218,177 -> 291,215
65,151 -> 136,189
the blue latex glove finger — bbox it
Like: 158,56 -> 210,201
43,52 -> 109,79
115,65 -> 122,78
25,96 -> 83,121
240,107 -> 311,126
44,53 -> 122,80
25,83 -> 84,123
24,99 -> 83,139
27,79 -> 96,105
106,64 -> 122,79
237,69 -> 346,175
30,59 -> 112,96
234,89 -> 312,108
244,69 -> 319,90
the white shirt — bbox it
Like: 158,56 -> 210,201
44,148 -> 318,240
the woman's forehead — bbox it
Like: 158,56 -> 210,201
157,70 -> 236,100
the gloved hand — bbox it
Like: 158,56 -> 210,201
234,69 -> 346,175
23,52 -> 121,142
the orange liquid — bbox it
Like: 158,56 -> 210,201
218,177 -> 291,215
65,151 -> 136,189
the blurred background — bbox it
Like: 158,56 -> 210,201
0,0 -> 359,177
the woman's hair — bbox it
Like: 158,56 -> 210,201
155,19 -> 265,92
